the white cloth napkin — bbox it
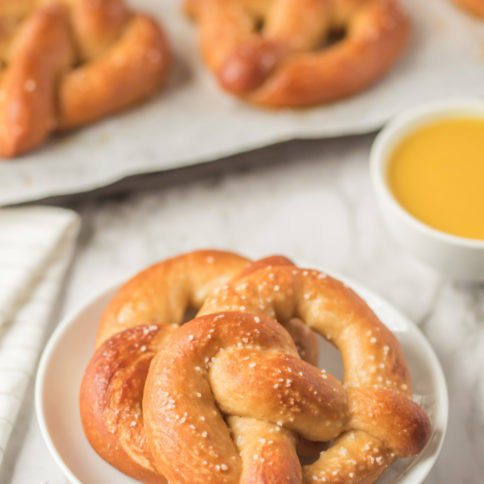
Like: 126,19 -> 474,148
0,206 -> 80,468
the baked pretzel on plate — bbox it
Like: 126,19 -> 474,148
0,0 -> 171,158
80,250 -> 430,483
184,0 -> 411,107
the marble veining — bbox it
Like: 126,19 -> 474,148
1,133 -> 482,483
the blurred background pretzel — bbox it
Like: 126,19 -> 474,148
184,0 -> 410,107
0,0 -> 171,158
144,312 -> 430,484
81,250 -> 320,482
453,0 -> 484,17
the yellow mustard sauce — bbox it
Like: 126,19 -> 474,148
387,117 -> 484,240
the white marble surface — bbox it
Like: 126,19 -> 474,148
1,133 -> 483,483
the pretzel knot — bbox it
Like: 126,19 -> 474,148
0,0 -> 171,158
197,264 -> 431,482
144,312 -> 430,484
184,0 -> 410,107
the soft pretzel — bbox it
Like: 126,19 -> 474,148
195,265 -> 431,482
143,311 -> 431,484
453,0 -> 484,17
0,0 -> 171,158
81,251 -> 320,482
184,0 -> 410,107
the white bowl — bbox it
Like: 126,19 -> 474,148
370,98 -> 484,282
35,270 -> 448,484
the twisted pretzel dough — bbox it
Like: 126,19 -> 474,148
453,0 -> 484,17
0,0 -> 171,158
184,0 -> 410,107
81,250 -> 319,482
96,249 -> 250,347
97,250 -> 318,359
144,312 -> 430,484
195,265 -> 431,482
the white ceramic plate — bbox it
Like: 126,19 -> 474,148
35,272 -> 448,484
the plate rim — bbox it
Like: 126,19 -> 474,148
35,269 -> 449,484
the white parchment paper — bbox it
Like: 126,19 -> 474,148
0,0 -> 483,206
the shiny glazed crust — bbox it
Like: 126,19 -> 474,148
0,0 -> 171,158
184,0 -> 410,108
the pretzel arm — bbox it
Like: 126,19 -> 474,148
303,431 -> 394,484
0,5 -> 74,158
59,0 -> 130,59
95,250 -> 250,347
229,417 -> 303,484
193,0 -> 257,71
58,13 -> 171,129
80,324 -> 176,484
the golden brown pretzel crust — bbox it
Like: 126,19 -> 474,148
184,0 -> 410,107
96,249 -> 251,347
143,312 -> 431,484
97,251 -> 319,360
453,0 -> 484,17
0,0 -> 171,158
81,250 -> 320,482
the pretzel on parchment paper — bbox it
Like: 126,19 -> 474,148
184,0 -> 410,107
0,0 -> 171,158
